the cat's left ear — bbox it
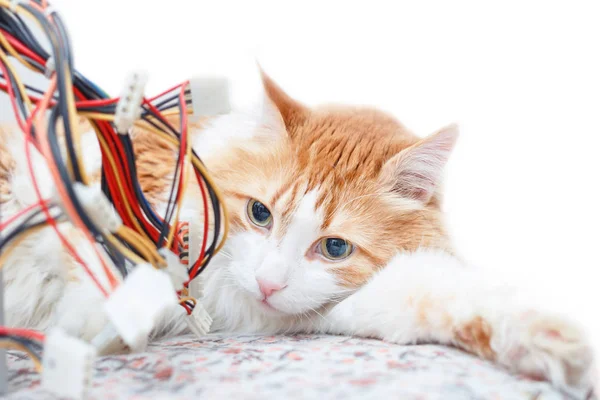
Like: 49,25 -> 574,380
379,124 -> 459,204
259,68 -> 308,134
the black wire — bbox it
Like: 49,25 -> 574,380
156,146 -> 182,248
0,72 -> 52,97
46,106 -> 99,236
0,208 -> 55,251
21,4 -> 82,182
0,65 -> 29,121
119,135 -> 164,231
141,104 -> 180,138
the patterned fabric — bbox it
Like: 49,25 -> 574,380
4,334 -> 578,399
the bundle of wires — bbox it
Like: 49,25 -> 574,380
0,0 -> 228,350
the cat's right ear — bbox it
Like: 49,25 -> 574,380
259,68 -> 308,135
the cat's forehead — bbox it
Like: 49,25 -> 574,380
284,108 -> 419,225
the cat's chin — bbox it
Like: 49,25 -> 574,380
258,298 -> 286,315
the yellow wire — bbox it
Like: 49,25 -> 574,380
164,121 -> 193,249
0,33 -> 38,73
93,131 -> 146,235
78,112 -> 229,256
0,225 -> 45,270
0,1 -> 87,182
0,2 -> 47,38
133,118 -> 230,255
116,226 -> 163,266
161,108 -> 193,117
0,46 -> 33,112
0,340 -> 42,373
62,64 -> 89,184
104,234 -> 147,266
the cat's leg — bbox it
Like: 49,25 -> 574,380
319,250 -> 595,396
53,265 -> 188,346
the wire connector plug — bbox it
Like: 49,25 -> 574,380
72,182 -> 122,233
158,247 -> 189,292
41,328 -> 96,400
186,301 -> 212,338
103,263 -> 177,352
90,324 -> 130,356
115,71 -> 148,134
188,76 -> 231,117
188,274 -> 206,300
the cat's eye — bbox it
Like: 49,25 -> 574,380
247,199 -> 272,228
318,238 -> 353,261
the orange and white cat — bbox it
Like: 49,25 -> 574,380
0,72 -> 595,397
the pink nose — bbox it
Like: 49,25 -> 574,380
257,279 -> 285,298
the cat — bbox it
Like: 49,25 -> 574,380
0,71 -> 595,397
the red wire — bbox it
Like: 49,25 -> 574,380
95,119 -> 160,241
188,170 -> 209,279
0,30 -> 45,65
2,29 -> 214,290
0,200 -> 47,231
147,82 -> 184,102
0,81 -> 44,104
21,81 -> 110,297
0,67 -> 97,291
178,82 -> 210,281
76,98 -> 119,107
0,326 -> 45,342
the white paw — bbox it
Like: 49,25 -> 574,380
494,311 -> 596,397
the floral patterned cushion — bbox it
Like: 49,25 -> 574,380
5,334 -> 573,399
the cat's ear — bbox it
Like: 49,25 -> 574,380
379,124 -> 459,204
259,69 -> 308,133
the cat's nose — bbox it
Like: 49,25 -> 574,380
256,279 -> 285,298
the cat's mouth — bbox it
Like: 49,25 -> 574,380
259,298 -> 282,313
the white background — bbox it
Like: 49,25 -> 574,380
4,1 -> 600,347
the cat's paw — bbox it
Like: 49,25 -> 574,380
494,311 -> 596,397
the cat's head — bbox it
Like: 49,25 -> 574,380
205,72 -> 457,318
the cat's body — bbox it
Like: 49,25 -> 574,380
0,73 -> 595,396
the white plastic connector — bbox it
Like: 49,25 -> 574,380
71,182 -> 122,233
44,6 -> 56,16
42,328 -> 96,400
188,275 -> 205,300
158,248 -> 189,292
115,71 -> 148,134
186,301 -> 212,338
90,324 -> 130,356
44,57 -> 55,78
103,263 -> 177,352
188,76 -> 231,117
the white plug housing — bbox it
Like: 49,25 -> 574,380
189,76 -> 231,117
158,248 -> 189,292
188,275 -> 205,300
42,328 -> 96,399
103,263 -> 177,352
186,302 -> 212,338
115,71 -> 148,134
90,324 -> 131,356
72,182 -> 122,233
